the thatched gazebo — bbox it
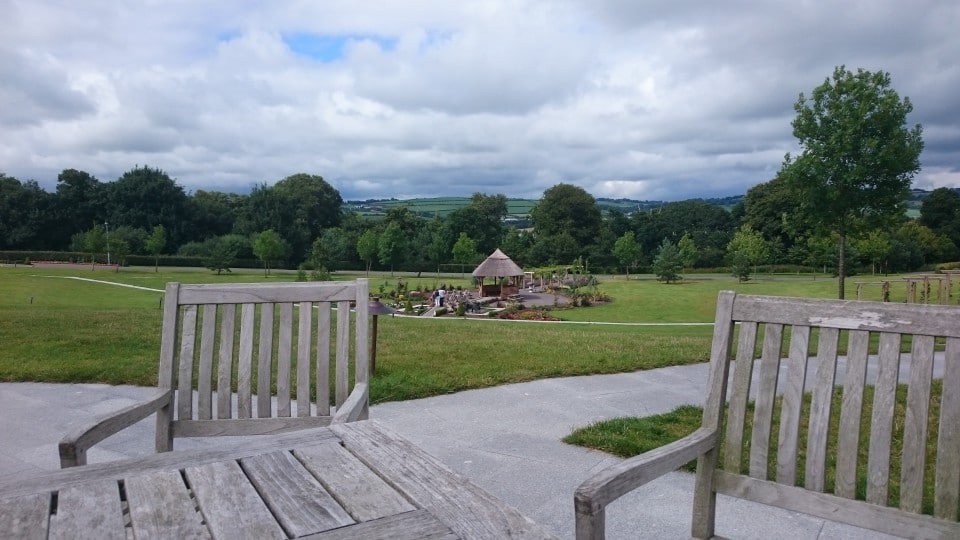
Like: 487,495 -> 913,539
472,248 -> 524,298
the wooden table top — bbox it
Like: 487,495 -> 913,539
0,420 -> 557,539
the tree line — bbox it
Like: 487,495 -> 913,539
0,67 -> 948,295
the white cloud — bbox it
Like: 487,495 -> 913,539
2,0 -> 958,201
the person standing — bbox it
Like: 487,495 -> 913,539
438,286 -> 446,307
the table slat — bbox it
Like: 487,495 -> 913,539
304,509 -> 459,540
296,442 -> 416,522
124,470 -> 210,539
49,479 -> 125,540
0,492 -> 49,540
332,422 -> 557,539
185,460 -> 286,539
241,450 -> 354,536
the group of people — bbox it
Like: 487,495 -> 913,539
431,287 -> 446,307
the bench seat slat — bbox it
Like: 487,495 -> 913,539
715,470 -> 960,540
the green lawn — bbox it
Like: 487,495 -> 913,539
0,265 -> 929,403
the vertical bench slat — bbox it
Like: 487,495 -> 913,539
257,302 -> 274,418
835,330 -> 870,499
197,304 -> 217,420
723,321 -> 758,473
777,325 -> 811,486
297,301 -> 313,417
866,332 -> 902,505
691,290 -> 737,540
900,335 -> 935,513
177,305 -> 197,422
354,280 -> 369,390
335,300 -> 351,408
804,327 -> 839,492
277,302 -> 294,418
935,337 -> 960,519
750,323 -> 784,479
216,304 -> 236,419
238,303 -> 258,419
316,303 -> 332,416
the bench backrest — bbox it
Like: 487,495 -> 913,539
698,291 -> 960,538
155,280 -> 369,449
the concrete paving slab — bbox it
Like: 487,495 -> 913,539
0,366 -> 902,539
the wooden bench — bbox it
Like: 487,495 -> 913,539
576,291 -> 960,539
60,279 -> 371,467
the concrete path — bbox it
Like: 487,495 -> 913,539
0,365 -> 898,539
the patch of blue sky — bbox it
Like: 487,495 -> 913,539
283,33 -> 397,62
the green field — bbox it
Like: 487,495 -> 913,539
0,266 -> 935,403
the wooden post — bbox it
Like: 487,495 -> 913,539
908,280 -> 917,304
856,283 -> 864,300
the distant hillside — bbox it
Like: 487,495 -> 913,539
345,188 -> 940,220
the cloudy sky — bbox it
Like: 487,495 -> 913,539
3,1 -> 959,202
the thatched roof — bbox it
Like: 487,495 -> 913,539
472,248 -> 524,278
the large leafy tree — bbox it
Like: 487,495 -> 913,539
0,175 -> 54,249
235,174 -> 342,264
53,169 -> 103,248
444,193 -> 507,258
530,184 -> 601,256
919,187 -> 960,247
781,66 -> 923,298
104,166 -> 191,248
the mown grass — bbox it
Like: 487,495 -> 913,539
1,267 -> 715,400
566,382 -> 944,514
0,266 -> 934,403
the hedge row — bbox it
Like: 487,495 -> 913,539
0,251 -> 263,269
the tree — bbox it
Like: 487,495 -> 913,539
204,237 -> 239,275
854,230 -> 892,275
781,66 -> 924,298
651,238 -> 683,283
451,232 -> 479,277
52,169 -> 103,249
357,229 -> 378,276
252,229 -> 287,276
677,233 -> 698,270
108,238 -> 130,272
613,231 -> 642,279
378,222 -> 406,276
726,225 -> 770,282
919,187 -> 960,247
145,225 -> 167,272
82,224 -> 107,269
530,184 -> 602,256
0,175 -> 54,250
105,166 -> 191,248
741,175 -> 800,257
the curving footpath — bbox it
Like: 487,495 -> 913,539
0,361 -> 910,539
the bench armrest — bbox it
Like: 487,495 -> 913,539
574,427 -> 718,540
331,383 -> 369,424
59,389 -> 173,468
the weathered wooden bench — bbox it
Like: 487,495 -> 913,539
60,279 -> 371,467
576,291 -> 960,539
